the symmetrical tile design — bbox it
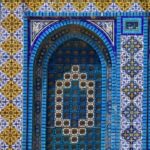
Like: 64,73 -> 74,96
1,59 -> 22,78
0,126 -> 21,145
88,20 -> 114,44
0,3 -> 23,149
0,81 -> 22,101
122,125 -> 141,144
55,65 -> 95,143
2,1 -> 21,11
115,1 -> 132,11
122,103 -> 141,122
122,59 -> 142,78
122,81 -> 142,100
0,103 -> 21,123
30,20 -> 58,43
0,1 -> 147,149
121,36 -> 143,149
46,46 -> 102,149
1,14 -> 22,34
25,1 -> 45,11
1,36 -> 22,55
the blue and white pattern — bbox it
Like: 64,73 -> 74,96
30,20 -> 58,43
127,3 -> 144,12
0,1 -> 147,149
121,35 -> 143,150
61,3 -> 77,12
88,20 -> 114,44
105,3 -> 123,12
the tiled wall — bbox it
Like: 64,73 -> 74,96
0,1 -> 149,149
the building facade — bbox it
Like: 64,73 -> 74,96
0,1 -> 150,150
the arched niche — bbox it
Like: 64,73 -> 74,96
46,38 -> 102,149
24,20 -> 117,150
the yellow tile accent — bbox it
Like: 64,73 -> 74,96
0,81 -> 22,101
94,0 -> 112,12
1,59 -> 22,78
0,103 -> 21,123
1,36 -> 22,55
1,14 -> 22,34
25,1 -> 45,11
2,1 -> 21,10
114,0 -> 133,11
139,0 -> 149,11
1,0 -> 150,12
51,2 -> 67,11
0,126 -> 21,145
72,2 -> 88,11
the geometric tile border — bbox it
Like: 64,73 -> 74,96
121,35 -> 143,149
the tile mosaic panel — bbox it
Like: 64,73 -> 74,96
122,17 -> 143,35
47,43 -> 101,148
0,1 -> 146,149
88,20 -> 114,44
0,2 -> 23,149
121,36 -> 143,149
30,20 -> 58,43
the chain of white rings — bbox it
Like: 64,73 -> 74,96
55,65 -> 95,143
